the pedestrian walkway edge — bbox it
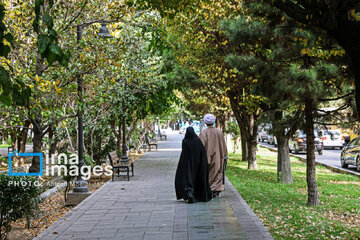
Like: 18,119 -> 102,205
225,177 -> 273,240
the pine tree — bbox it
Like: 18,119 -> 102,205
222,1 -> 352,205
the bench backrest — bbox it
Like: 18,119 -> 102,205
106,151 -> 115,167
144,135 -> 150,144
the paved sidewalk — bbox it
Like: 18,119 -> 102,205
36,132 -> 272,240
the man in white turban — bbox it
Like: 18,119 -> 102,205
199,114 -> 228,197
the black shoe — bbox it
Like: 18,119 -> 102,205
186,192 -> 194,203
212,191 -> 220,198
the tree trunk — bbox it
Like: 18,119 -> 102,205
95,133 -> 102,165
29,127 -> 43,173
117,121 -> 122,150
247,139 -> 258,169
305,98 -> 320,206
3,132 -> 8,145
126,119 -> 139,142
219,115 -> 226,131
277,135 -> 293,184
240,130 -> 248,161
274,110 -> 293,184
18,119 -> 30,153
246,112 -> 258,169
353,59 -> 360,118
216,117 -> 220,129
233,136 -> 239,154
48,125 -> 58,155
10,131 -> 18,152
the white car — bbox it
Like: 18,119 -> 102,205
318,130 -> 345,149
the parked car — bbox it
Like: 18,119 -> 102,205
340,136 -> 360,171
318,130 -> 345,149
259,128 -> 270,142
289,130 -> 323,155
340,129 -> 351,144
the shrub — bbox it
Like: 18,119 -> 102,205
0,157 -> 7,167
0,174 -> 40,239
84,153 -> 95,168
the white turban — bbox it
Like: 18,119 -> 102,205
204,114 -> 216,125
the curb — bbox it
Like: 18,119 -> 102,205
225,177 -> 274,240
259,145 -> 360,178
39,182 -> 66,201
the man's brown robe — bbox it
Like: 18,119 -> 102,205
199,127 -> 228,192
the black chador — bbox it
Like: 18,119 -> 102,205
175,127 -> 212,203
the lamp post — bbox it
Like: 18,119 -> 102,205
73,22 -> 111,193
121,82 -> 128,162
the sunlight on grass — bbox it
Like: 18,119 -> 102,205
227,147 -> 360,240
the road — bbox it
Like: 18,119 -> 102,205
259,141 -> 360,176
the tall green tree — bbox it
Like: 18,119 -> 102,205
270,0 -> 360,119
165,0 -> 266,168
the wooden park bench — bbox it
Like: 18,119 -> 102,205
106,151 -> 135,181
145,135 -> 158,151
159,130 -> 167,141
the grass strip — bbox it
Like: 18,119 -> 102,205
227,147 -> 360,240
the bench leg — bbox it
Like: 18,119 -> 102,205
112,172 -> 114,181
131,163 -> 134,176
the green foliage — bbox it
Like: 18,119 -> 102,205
128,0 -> 193,17
0,175 -> 40,239
84,153 -> 95,168
0,156 -> 7,167
0,3 -> 31,106
0,5 -> 12,59
33,0 -> 69,66
222,1 -> 350,125
224,121 -> 240,137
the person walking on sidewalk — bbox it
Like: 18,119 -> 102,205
175,127 -> 212,203
199,114 -> 228,198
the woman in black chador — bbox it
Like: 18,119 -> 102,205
175,127 -> 212,203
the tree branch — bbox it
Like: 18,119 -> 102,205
318,91 -> 354,101
272,0 -> 309,23
63,0 -> 89,31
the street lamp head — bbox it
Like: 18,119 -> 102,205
98,22 -> 112,38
